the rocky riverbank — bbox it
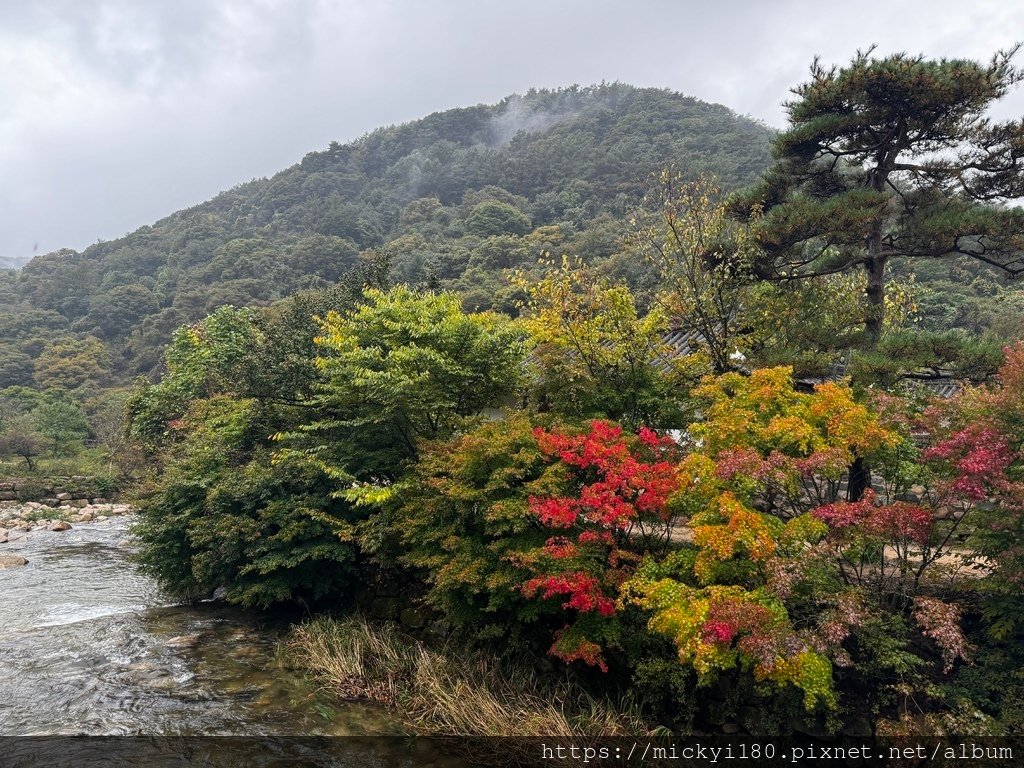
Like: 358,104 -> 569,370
0,500 -> 134,552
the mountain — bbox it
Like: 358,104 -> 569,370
0,255 -> 31,270
0,83 -> 774,384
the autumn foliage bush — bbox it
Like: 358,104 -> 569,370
511,363 -> 1024,715
920,343 -> 1024,638
131,277 -> 1024,733
519,420 -> 682,670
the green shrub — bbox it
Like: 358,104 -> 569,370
383,413 -> 562,645
133,396 -> 359,606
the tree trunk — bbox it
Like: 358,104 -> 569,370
864,153 -> 890,346
852,240 -> 883,499
849,176 -> 890,502
864,253 -> 887,344
847,454 -> 870,501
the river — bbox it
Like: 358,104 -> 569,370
0,518 -> 468,766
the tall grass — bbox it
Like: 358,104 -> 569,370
290,615 -> 651,737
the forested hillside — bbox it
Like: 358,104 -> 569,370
0,84 -> 771,385
4,50 -> 1024,741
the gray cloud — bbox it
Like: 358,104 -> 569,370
2,0 -> 1023,261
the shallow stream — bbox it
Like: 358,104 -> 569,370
0,519 -> 465,766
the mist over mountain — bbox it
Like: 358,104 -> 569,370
0,83 -> 772,381
0,255 -> 31,270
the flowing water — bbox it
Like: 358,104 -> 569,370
0,518 -> 468,766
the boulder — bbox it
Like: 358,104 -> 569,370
49,521 -> 72,532
369,597 -> 400,620
0,555 -> 28,568
425,620 -> 452,640
399,606 -> 429,629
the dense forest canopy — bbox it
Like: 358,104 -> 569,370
0,84 -> 772,384
3,81 -> 1021,401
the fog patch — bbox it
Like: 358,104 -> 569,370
487,93 -> 581,147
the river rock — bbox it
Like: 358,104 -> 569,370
49,521 -> 72,532
142,676 -> 176,691
0,534 -> 7,544
165,635 -> 200,648
127,664 -> 176,690
0,555 -> 28,568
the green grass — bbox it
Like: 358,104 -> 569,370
0,448 -> 119,482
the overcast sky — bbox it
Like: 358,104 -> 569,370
2,0 -> 1023,262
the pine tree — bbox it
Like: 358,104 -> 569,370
734,46 -> 1024,344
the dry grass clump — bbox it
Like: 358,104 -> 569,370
290,615 -> 649,737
